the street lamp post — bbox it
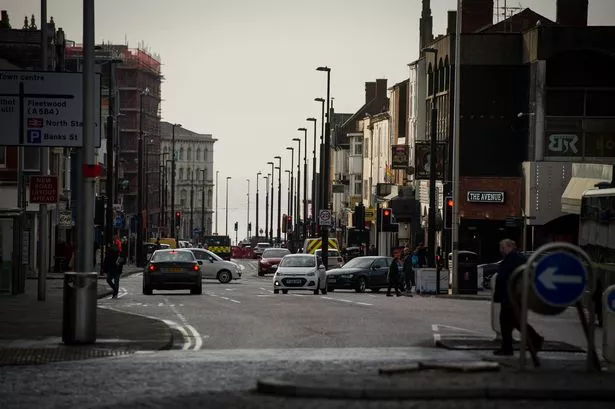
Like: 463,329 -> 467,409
246,178 -> 250,241
285,169 -> 291,241
225,176 -> 231,236
256,172 -> 261,239
307,117 -> 317,236
215,170 -> 219,234
274,156 -> 282,244
200,169 -> 206,242
316,65 -> 331,269
136,88 -> 150,267
292,137 -> 301,237
286,147 -> 294,227
265,173 -> 270,239
423,47 -> 439,270
190,169 -> 195,240
159,152 -> 169,230
171,123 -> 181,240
315,97 -> 325,236
267,161 -> 275,241
298,127 -> 308,240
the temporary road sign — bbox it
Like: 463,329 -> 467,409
0,70 -> 101,147
533,251 -> 587,307
319,209 -> 332,226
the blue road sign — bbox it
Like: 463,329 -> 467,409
27,129 -> 42,144
114,216 -> 123,228
533,251 -> 587,307
607,288 -> 615,313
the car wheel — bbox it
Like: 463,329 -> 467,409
355,277 -> 366,293
282,289 -> 288,294
274,289 -> 279,294
217,270 -> 232,284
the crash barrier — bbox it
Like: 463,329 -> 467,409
490,273 -> 501,340
604,285 -> 615,364
510,242 -> 600,371
415,268 -> 449,294
230,247 -> 254,259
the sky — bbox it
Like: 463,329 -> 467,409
5,0 -> 615,239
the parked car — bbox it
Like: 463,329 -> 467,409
142,249 -> 202,295
314,248 -> 344,270
186,248 -> 242,284
273,254 -> 327,295
258,248 -> 291,276
326,256 -> 392,293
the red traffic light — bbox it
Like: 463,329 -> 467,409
446,198 -> 454,207
176,212 -> 181,217
383,209 -> 390,216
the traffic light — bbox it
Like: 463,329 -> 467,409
248,222 -> 252,232
354,203 -> 365,230
234,221 -> 238,232
287,215 -> 292,231
377,208 -> 398,232
282,214 -> 288,233
444,196 -> 453,230
175,211 -> 181,228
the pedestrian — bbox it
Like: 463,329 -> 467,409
493,239 -> 544,356
387,254 -> 403,297
402,247 -> 415,296
103,242 -> 122,299
417,243 -> 427,267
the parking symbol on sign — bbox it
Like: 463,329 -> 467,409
27,129 -> 43,144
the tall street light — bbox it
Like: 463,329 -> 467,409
215,170 -> 219,234
314,97 -> 325,234
306,117 -> 317,236
292,137 -> 301,235
267,161 -> 275,241
423,47 -> 439,270
298,127 -> 308,240
170,123 -> 181,240
274,155 -> 282,244
286,146 -> 294,226
246,178 -> 251,240
256,172 -> 261,239
136,87 -> 150,267
200,169 -> 206,242
225,176 -> 231,236
316,65 -> 331,268
264,173 -> 270,240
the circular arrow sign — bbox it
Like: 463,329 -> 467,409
533,251 -> 588,307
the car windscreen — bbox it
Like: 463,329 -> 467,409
280,256 -> 316,268
262,249 -> 290,258
151,250 -> 195,263
342,257 -> 374,269
257,243 -> 271,248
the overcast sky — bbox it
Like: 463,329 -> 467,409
5,0 -> 615,238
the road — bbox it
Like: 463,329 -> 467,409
1,259 -> 597,409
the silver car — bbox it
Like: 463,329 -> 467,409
273,254 -> 327,295
186,248 -> 242,284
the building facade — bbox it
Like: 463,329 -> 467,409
160,122 -> 216,240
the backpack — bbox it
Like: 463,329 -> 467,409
411,254 -> 419,266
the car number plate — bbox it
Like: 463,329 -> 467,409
327,278 -> 336,283
287,279 -> 302,284
167,268 -> 181,273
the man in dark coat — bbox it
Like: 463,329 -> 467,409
494,239 -> 544,356
402,247 -> 415,295
103,244 -> 122,299
387,255 -> 403,297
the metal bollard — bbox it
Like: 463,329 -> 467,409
603,285 -> 615,364
490,273 -> 501,340
62,272 -> 98,345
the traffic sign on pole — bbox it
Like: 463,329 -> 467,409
319,209 -> 332,226
533,251 -> 587,307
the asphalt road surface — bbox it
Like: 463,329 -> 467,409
1,259 -> 596,409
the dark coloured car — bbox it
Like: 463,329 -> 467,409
326,256 -> 392,293
143,249 -> 202,295
258,248 -> 291,276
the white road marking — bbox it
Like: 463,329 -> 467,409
163,319 -> 193,350
320,296 -> 371,307
165,299 -> 203,351
117,287 -> 128,298
185,324 -> 204,351
437,324 -> 476,333
356,302 -> 373,306
225,288 -> 235,291
230,299 -> 241,304
257,294 -> 273,297
220,296 -> 230,301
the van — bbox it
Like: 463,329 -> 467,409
148,237 -> 178,249
303,238 -> 339,254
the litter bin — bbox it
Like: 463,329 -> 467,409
457,262 -> 478,294
62,272 -> 98,345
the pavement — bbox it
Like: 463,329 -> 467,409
0,259 -> 612,408
0,264 -> 173,365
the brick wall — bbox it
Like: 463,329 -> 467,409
459,176 -> 522,220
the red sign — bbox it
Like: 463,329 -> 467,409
29,176 -> 58,204
27,118 -> 44,128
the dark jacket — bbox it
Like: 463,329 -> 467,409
402,255 -> 414,274
103,246 -> 121,276
417,248 -> 427,267
494,250 -> 527,305
388,259 -> 401,279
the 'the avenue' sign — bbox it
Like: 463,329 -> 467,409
467,191 -> 505,203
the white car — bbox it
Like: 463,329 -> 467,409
186,248 -> 242,283
253,242 -> 272,258
273,254 -> 327,295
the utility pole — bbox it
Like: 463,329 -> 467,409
315,97 -> 325,237
265,174 -> 269,240
170,123 -> 180,239
307,117 -> 317,237
317,66 -> 331,269
38,0 -> 49,300
268,161 -> 274,241
215,170 -> 219,234
200,169 -> 205,241
255,172 -> 261,240
246,178 -> 250,240
424,47 -> 438,269
225,176 -> 231,236
275,156 -> 282,244
189,169 -> 194,240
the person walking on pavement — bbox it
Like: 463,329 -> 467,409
416,243 -> 428,267
103,242 -> 122,298
402,247 -> 415,296
493,239 -> 544,356
387,254 -> 403,297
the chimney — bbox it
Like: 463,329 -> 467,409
419,0 -> 434,51
461,0 -> 493,33
365,82 -> 376,104
447,10 -> 457,34
556,0 -> 588,27
375,79 -> 388,98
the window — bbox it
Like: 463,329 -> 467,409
24,147 -> 40,171
196,168 -> 201,179
196,148 -> 201,161
354,180 -> 362,196
208,189 -> 213,208
179,148 -> 184,160
353,139 -> 363,155
179,168 -> 184,180
545,90 -> 584,116
372,258 -> 388,268
204,148 -> 209,161
187,147 -> 192,161
0,146 -> 6,168
586,91 -> 615,117
180,189 -> 187,207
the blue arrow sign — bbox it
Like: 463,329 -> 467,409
607,288 -> 615,313
533,251 -> 587,307
114,216 -> 123,228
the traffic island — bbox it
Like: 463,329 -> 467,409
435,338 -> 584,353
256,362 -> 615,401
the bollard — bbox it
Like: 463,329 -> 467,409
490,273 -> 501,340
62,272 -> 98,345
603,285 -> 615,364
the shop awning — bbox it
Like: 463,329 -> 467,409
561,177 -> 608,215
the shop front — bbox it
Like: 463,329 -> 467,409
458,177 -> 523,263
0,209 -> 26,295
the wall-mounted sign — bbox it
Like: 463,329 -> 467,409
545,133 -> 580,157
414,142 -> 446,180
391,145 -> 409,169
467,191 -> 505,203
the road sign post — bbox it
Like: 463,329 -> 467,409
519,242 -> 599,371
603,285 -> 615,364
319,209 -> 332,227
490,273 -> 501,340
